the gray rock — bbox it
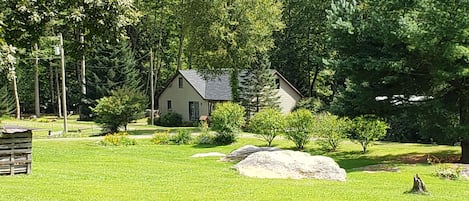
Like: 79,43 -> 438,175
191,152 -> 226,158
233,150 -> 346,181
220,145 -> 281,162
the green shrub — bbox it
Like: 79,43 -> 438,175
285,109 -> 315,150
91,87 -> 148,133
249,108 -> 285,146
152,130 -> 171,145
348,115 -> 389,153
434,164 -> 463,180
100,132 -> 136,146
196,121 -> 214,144
316,113 -> 349,152
196,132 -> 215,145
210,102 -> 245,145
170,129 -> 193,145
157,113 -> 183,127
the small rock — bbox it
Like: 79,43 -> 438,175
191,152 -> 226,158
220,145 -> 281,162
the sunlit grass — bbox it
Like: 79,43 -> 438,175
0,136 -> 466,201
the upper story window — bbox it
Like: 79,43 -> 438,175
178,77 -> 183,88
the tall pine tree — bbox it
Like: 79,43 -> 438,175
84,39 -> 141,119
239,53 -> 280,119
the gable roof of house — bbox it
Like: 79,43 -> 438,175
176,69 -> 303,101
179,70 -> 232,100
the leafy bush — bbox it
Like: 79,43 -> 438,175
316,113 -> 349,152
170,129 -> 193,145
91,87 -> 147,133
152,130 -> 171,145
348,115 -> 389,153
294,97 -> 323,113
196,132 -> 215,145
249,108 -> 285,146
100,132 -> 136,146
434,164 -> 463,180
210,102 -> 245,145
196,121 -> 214,144
156,113 -> 183,127
285,109 -> 315,150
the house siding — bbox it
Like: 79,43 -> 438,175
276,76 -> 301,114
158,75 -> 209,122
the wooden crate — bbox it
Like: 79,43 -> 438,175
0,127 -> 32,175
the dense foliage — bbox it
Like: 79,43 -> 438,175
285,109 -> 315,150
156,113 -> 183,127
316,113 -> 349,152
210,102 -> 245,145
249,108 -> 285,146
240,53 -> 280,118
348,115 -> 389,153
91,87 -> 147,133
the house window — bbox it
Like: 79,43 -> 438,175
189,101 -> 200,121
275,78 -> 280,89
178,77 -> 183,88
167,100 -> 172,110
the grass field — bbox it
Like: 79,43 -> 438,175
0,116 -> 196,137
0,134 -> 467,201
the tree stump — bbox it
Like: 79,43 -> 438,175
410,174 -> 428,194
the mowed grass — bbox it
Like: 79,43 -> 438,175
0,136 -> 467,201
0,116 -> 183,137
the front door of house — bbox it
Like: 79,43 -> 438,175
189,101 -> 199,121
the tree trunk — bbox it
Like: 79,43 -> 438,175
176,32 -> 184,70
34,43 -> 40,117
461,140 -> 469,164
49,64 -> 56,114
310,65 -> 319,97
12,71 -> 20,119
460,92 -> 469,164
410,174 -> 427,193
55,64 -> 62,118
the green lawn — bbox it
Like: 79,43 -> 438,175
0,116 -> 182,137
0,136 -> 467,201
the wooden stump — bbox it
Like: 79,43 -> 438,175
410,174 -> 428,194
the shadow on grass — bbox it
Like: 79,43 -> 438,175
302,148 -> 460,172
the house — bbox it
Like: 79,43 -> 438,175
157,69 -> 302,122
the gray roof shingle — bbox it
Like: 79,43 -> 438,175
179,70 -> 232,101
178,69 -> 302,101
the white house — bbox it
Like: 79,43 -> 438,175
157,69 -> 302,122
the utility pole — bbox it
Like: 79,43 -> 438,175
34,43 -> 40,117
59,33 -> 68,133
150,48 -> 155,126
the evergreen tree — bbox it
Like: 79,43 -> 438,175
239,53 -> 280,118
85,39 -> 141,119
87,39 -> 141,100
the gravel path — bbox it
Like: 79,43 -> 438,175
461,164 -> 469,179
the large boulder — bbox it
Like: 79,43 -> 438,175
221,145 -> 281,162
233,150 -> 346,181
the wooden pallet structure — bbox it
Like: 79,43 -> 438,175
0,126 -> 32,175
